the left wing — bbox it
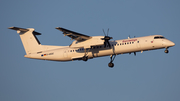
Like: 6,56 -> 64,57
56,27 -> 92,41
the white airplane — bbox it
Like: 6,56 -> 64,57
8,27 -> 175,68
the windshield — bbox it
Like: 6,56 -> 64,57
154,36 -> 166,39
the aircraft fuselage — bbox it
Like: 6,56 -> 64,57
25,35 -> 175,61
9,27 -> 175,67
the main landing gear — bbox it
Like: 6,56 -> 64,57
82,48 -> 89,61
82,56 -> 88,61
164,47 -> 169,53
108,55 -> 116,68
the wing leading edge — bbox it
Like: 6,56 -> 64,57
56,27 -> 92,41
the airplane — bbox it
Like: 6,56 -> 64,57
8,27 -> 175,68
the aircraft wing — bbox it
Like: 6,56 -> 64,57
56,27 -> 92,41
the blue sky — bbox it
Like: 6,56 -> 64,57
0,0 -> 180,101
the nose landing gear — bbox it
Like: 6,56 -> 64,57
164,49 -> 169,53
108,55 -> 116,68
164,47 -> 169,53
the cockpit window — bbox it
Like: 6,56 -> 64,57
154,36 -> 165,39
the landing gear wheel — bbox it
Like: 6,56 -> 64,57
82,56 -> 88,61
108,55 -> 116,68
164,50 -> 169,53
108,62 -> 114,68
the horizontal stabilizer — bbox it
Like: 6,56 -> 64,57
8,27 -> 41,35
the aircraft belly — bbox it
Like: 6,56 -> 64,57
24,49 -> 73,61
88,49 -> 113,57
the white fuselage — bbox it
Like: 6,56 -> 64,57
25,35 -> 175,61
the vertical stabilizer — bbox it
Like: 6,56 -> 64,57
9,27 -> 42,54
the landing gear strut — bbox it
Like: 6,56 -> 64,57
82,48 -> 89,61
164,47 -> 169,53
108,55 -> 116,68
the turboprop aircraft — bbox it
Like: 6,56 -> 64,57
8,27 -> 175,68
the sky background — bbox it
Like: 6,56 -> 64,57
0,0 -> 180,101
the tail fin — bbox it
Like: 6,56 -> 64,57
9,27 -> 42,54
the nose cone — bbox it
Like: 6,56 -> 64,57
168,41 -> 175,47
163,39 -> 175,47
171,42 -> 175,46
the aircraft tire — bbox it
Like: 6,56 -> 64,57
164,50 -> 169,53
82,56 -> 88,61
108,62 -> 114,68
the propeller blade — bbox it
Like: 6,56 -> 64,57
107,28 -> 109,36
103,29 -> 106,36
128,35 -> 131,39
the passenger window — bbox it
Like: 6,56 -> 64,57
122,43 -> 124,45
132,42 -> 134,44
130,42 -> 131,44
137,41 -> 139,43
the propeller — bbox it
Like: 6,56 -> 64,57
128,35 -> 131,39
101,29 -> 113,48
